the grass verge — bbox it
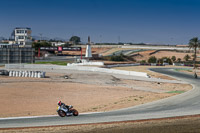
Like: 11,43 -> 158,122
34,61 -> 67,66
174,68 -> 192,72
166,90 -> 185,94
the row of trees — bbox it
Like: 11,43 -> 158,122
32,36 -> 81,49
146,54 -> 192,64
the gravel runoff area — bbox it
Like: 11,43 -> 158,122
0,66 -> 195,132
0,68 -> 191,118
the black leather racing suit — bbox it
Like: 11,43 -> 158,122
60,103 -> 69,110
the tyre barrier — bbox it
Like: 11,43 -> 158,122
9,71 -> 46,78
0,70 -> 9,76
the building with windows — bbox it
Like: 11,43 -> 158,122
9,27 -> 32,47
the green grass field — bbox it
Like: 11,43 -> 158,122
174,68 -> 193,72
35,61 -> 67,66
166,90 -> 185,94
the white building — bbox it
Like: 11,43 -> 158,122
50,42 -> 65,46
9,27 -> 32,47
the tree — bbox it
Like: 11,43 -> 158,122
177,58 -> 181,62
32,41 -> 51,51
171,56 -> 176,62
162,57 -> 173,65
184,54 -> 191,61
148,56 -> 157,63
69,36 -> 81,44
189,37 -> 200,69
110,54 -> 124,61
157,58 -> 163,64
140,60 -> 146,63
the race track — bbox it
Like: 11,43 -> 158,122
1,68 -> 200,128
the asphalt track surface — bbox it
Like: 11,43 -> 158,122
1,68 -> 200,128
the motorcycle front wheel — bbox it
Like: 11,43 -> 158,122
72,109 -> 79,116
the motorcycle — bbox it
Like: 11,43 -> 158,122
57,105 -> 79,117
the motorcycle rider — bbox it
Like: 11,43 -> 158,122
57,101 -> 69,111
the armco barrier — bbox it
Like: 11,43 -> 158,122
5,64 -> 148,78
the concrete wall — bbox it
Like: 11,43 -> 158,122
67,62 -> 104,66
173,63 -> 184,66
105,63 -> 140,68
5,64 -> 148,78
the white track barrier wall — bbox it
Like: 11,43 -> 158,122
5,64 -> 148,78
67,62 -> 104,66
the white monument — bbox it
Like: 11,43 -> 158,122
85,36 -> 92,58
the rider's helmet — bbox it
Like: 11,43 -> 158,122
57,101 -> 62,106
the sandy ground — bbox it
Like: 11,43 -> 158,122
0,68 -> 191,118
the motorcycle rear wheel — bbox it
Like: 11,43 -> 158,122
58,110 -> 66,117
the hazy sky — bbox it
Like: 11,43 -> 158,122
0,0 -> 200,44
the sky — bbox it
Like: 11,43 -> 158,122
0,0 -> 200,44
